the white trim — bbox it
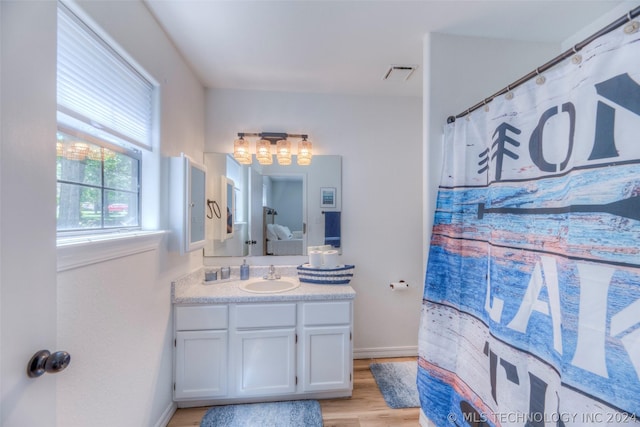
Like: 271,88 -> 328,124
154,402 -> 177,427
57,230 -> 167,272
353,345 -> 418,359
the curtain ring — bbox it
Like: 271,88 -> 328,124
505,85 -> 514,100
483,99 -> 489,112
624,12 -> 639,34
571,45 -> 582,65
535,67 -> 546,85
465,109 -> 471,121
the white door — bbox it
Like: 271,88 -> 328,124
1,1 -> 59,425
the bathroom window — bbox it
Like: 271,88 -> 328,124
56,130 -> 141,231
56,1 -> 156,235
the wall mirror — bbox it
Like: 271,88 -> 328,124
203,153 -> 342,257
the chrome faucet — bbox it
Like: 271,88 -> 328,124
263,265 -> 281,280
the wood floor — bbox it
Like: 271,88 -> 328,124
167,357 -> 420,427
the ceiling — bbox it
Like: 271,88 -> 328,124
144,0 -> 627,97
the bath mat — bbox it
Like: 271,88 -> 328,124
200,399 -> 323,427
370,361 -> 420,409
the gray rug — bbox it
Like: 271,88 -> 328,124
370,361 -> 420,409
200,399 -> 323,427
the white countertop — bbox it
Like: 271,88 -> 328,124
172,266 -> 356,304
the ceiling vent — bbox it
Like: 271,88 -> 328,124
383,65 -> 417,81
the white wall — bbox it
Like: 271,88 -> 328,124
54,1 -> 205,426
562,1 -> 640,50
205,89 -> 423,357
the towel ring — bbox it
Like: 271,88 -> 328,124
207,199 -> 221,219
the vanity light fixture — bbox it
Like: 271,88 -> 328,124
232,132 -> 313,166
233,135 -> 252,165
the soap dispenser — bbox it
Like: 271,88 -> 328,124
240,259 -> 250,280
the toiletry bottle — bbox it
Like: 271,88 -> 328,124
240,259 -> 250,280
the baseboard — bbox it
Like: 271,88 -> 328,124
419,409 -> 434,427
353,345 -> 418,359
154,401 -> 177,427
177,389 -> 352,408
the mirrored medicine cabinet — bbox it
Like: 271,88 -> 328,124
169,153 -> 207,254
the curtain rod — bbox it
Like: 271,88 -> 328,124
448,5 -> 640,123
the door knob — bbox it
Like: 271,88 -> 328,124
27,350 -> 71,378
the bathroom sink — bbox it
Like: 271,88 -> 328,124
240,278 -> 300,294
240,279 -> 299,294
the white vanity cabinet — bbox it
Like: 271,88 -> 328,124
173,297 -> 353,407
234,303 -> 297,397
174,305 -> 228,400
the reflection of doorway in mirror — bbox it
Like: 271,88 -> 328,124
264,175 -> 305,256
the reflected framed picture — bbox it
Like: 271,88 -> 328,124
320,187 -> 336,208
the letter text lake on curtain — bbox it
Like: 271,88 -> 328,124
418,23 -> 640,427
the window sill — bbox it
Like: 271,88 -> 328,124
57,230 -> 168,272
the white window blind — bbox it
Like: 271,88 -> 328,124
57,2 -> 154,150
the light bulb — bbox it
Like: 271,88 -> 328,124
297,139 -> 312,165
256,138 -> 273,165
276,139 -> 292,165
233,137 -> 252,165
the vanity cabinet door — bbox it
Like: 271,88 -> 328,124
234,328 -> 296,397
174,330 -> 228,400
301,301 -> 352,392
301,325 -> 351,392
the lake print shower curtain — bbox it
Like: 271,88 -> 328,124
418,21 -> 640,427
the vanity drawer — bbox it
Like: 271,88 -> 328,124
175,305 -> 228,331
235,303 -> 296,329
303,301 -> 351,326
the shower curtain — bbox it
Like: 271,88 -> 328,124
418,21 -> 640,427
